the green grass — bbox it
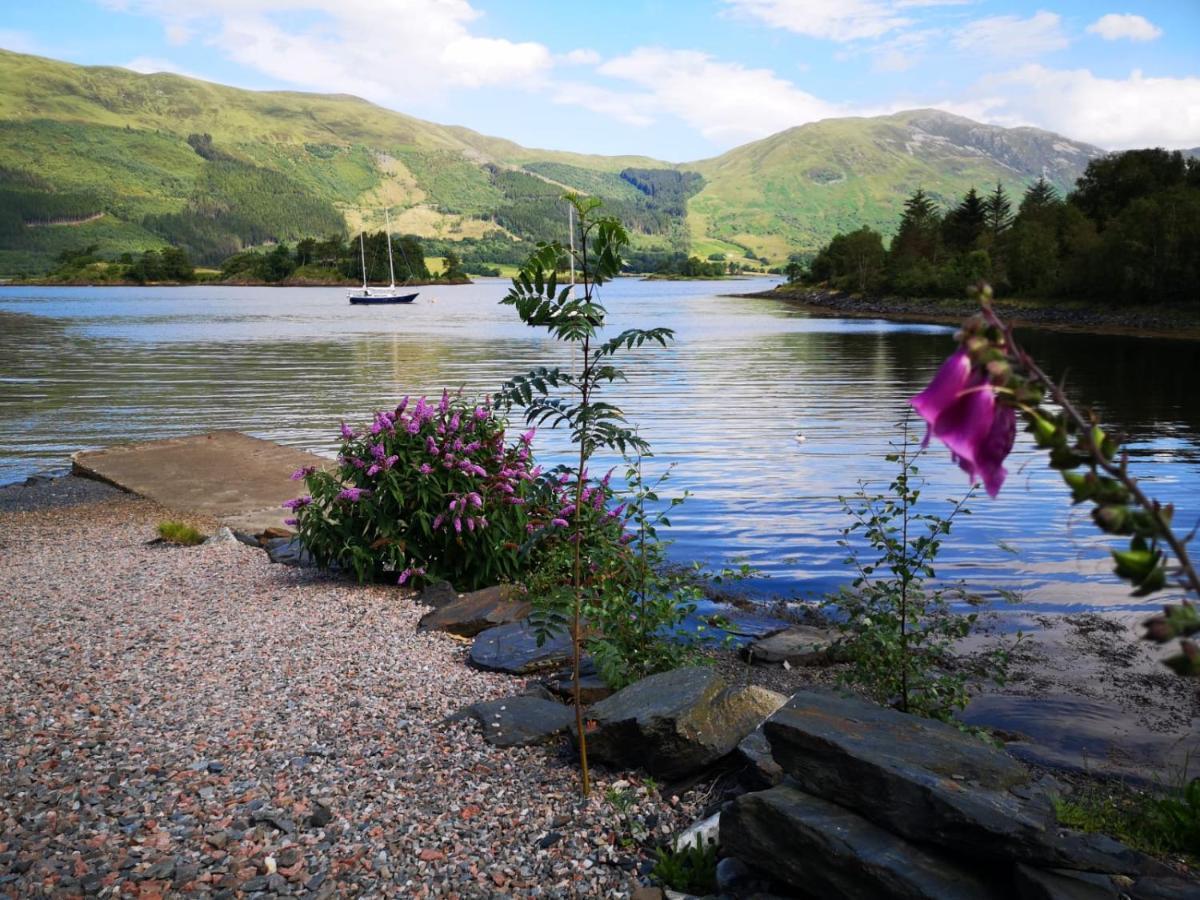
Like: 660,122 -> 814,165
651,836 -> 718,894
1054,778 -> 1200,863
156,521 -> 206,546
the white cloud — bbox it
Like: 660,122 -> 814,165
953,11 -> 1068,57
721,0 -> 967,42
1086,13 -> 1162,42
122,55 -> 201,78
102,0 -> 554,100
560,48 -> 601,66
0,29 -> 40,54
587,48 -> 862,146
971,65 -> 1200,149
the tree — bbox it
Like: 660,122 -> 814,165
1020,177 -> 1058,215
1072,148 -> 1197,228
942,188 -> 986,253
294,237 -> 317,267
441,250 -> 467,280
160,246 -> 195,281
887,189 -> 943,291
983,183 -> 1014,238
263,243 -> 296,283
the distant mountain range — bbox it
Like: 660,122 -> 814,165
0,48 -> 1107,272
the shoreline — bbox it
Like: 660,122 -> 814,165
736,285 -> 1200,341
2,276 -> 474,288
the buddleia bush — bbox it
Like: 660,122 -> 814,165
290,392 -> 544,590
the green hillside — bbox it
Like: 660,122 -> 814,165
686,109 -> 1102,260
0,48 -> 1102,274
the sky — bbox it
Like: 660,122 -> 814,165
2,0 -> 1198,161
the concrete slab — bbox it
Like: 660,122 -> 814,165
72,431 -> 329,535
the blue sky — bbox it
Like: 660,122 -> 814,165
2,1 -> 1197,160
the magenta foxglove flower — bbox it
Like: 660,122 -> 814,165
911,348 -> 1016,498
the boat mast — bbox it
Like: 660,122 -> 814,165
385,208 -> 396,289
359,228 -> 367,289
568,204 -> 576,298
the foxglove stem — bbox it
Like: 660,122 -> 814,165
981,303 -> 1200,600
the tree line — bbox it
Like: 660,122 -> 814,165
797,148 -> 1200,305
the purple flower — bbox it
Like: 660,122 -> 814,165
433,513 -> 445,529
520,428 -> 536,445
453,517 -> 462,534
385,455 -> 399,469
282,496 -> 312,510
337,487 -> 371,502
468,492 -> 483,508
284,517 -> 298,526
474,406 -> 489,421
551,518 -> 569,528
439,390 -> 450,413
396,395 -> 410,416
366,464 -> 381,477
418,463 -> 433,475
290,465 -> 316,481
370,443 -> 386,461
911,348 -> 1015,498
340,422 -> 355,440
397,565 -> 425,586
406,418 -> 421,435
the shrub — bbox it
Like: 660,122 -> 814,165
1054,777 -> 1200,862
156,520 -> 205,546
828,420 -> 1014,722
292,392 -> 544,590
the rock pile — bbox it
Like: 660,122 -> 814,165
719,689 -> 1192,899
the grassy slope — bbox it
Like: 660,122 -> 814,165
686,109 -> 1101,258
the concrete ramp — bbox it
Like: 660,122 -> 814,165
72,431 -> 329,535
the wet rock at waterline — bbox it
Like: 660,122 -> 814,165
468,620 -> 576,675
762,689 -> 1164,873
577,667 -> 787,780
741,624 -> 838,666
417,584 -> 531,637
722,784 -> 1007,900
459,695 -> 575,748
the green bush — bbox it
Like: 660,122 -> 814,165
651,836 -> 718,894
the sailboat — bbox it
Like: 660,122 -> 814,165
347,209 -> 418,305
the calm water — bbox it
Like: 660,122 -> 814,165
2,279 -> 1198,617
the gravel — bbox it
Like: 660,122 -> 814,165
0,495 -> 707,897
0,474 -> 127,513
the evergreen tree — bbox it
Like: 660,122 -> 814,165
983,183 -> 1014,237
942,188 -> 986,252
1020,177 -> 1058,215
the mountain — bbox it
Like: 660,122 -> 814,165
688,109 -> 1103,260
0,48 -> 1104,273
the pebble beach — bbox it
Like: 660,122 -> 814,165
0,487 -> 706,898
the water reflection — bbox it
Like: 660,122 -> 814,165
1,280 -> 1197,616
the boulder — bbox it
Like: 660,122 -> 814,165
418,585 -> 531,637
1013,864 -> 1119,899
741,625 -> 837,666
735,726 -> 783,788
722,784 -> 1007,899
462,695 -> 575,748
578,667 -> 786,780
542,658 -> 612,705
262,536 -> 315,567
415,581 -> 460,609
763,690 -> 1161,873
468,620 -> 576,675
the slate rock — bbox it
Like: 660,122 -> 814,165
1127,875 -> 1200,899
735,725 -> 784,788
468,620 -> 575,675
578,667 -> 786,780
418,584 -> 531,637
415,580 -> 459,609
721,784 -> 1007,899
262,537 -> 315,567
1013,864 -> 1119,899
763,689 -> 1161,873
543,659 -> 612,705
741,625 -> 837,666
464,695 -> 575,748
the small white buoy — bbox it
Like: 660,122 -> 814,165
794,433 -> 807,443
